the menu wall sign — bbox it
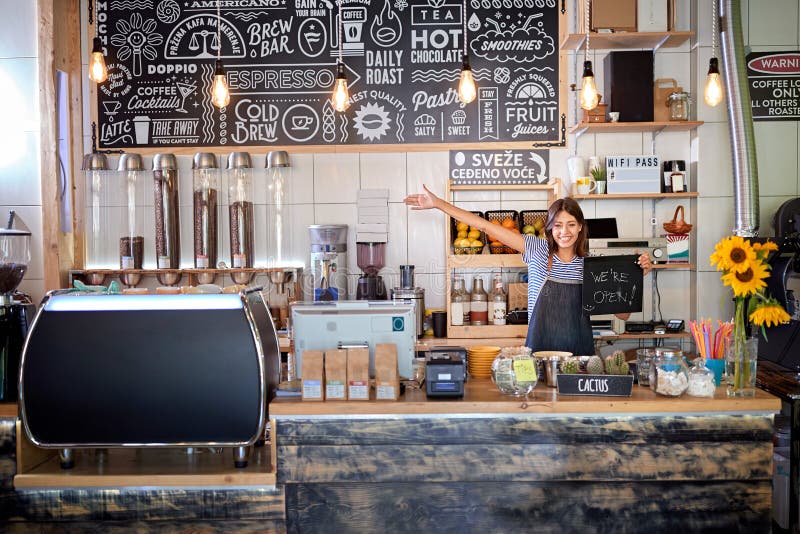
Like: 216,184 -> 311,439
449,149 -> 550,185
747,51 -> 800,121
581,255 -> 643,316
95,0 -> 564,149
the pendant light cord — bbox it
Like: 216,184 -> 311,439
217,0 -> 222,61
711,0 -> 717,58
584,0 -> 590,61
338,0 -> 343,63
463,0 -> 467,56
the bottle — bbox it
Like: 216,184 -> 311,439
469,276 -> 489,325
669,161 -> 685,193
490,274 -> 507,325
450,275 -> 466,326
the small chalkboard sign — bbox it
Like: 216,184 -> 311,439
556,374 -> 634,397
582,255 -> 643,315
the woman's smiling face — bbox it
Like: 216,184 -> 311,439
550,210 -> 582,251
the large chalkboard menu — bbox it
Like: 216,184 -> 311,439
95,0 -> 563,149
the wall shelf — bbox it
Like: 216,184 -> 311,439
448,254 -> 525,269
560,31 -> 695,52
569,121 -> 704,138
573,192 -> 699,200
652,263 -> 695,270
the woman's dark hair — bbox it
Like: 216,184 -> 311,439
545,197 -> 588,259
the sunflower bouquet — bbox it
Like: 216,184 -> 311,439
710,236 -> 790,394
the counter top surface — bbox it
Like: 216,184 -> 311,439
270,379 -> 781,417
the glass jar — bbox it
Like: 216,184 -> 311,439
489,273 -> 507,325
266,150 -> 294,267
491,346 -> 537,396
469,276 -> 488,325
152,154 -> 181,269
192,152 -> 220,269
686,358 -> 716,398
636,348 -> 656,387
227,152 -> 255,268
649,348 -> 689,397
82,153 -> 114,268
450,275 -> 466,326
117,154 -> 147,270
668,91 -> 690,121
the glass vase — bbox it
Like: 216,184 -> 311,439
725,336 -> 758,397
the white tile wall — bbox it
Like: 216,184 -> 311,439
8,0 -> 800,332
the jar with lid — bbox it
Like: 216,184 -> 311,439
192,152 -> 220,269
668,91 -> 690,121
450,275 -> 467,326
227,152 -> 255,268
686,358 -> 716,398
469,276 -> 488,325
491,345 -> 537,396
649,347 -> 689,396
82,153 -> 114,268
117,154 -> 147,270
489,273 -> 507,325
152,154 -> 180,269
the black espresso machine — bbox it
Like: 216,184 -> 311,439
758,198 -> 800,369
0,211 -> 33,402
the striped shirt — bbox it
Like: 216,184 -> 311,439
521,234 -> 584,318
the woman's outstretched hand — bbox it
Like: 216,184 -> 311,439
638,252 -> 652,275
404,184 -> 439,210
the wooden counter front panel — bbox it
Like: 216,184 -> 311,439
276,414 -> 774,532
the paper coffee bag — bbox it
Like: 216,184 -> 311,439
301,350 -> 324,401
375,343 -> 399,401
347,347 -> 370,401
324,349 -> 348,400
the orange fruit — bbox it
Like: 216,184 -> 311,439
501,218 -> 516,229
491,219 -> 501,225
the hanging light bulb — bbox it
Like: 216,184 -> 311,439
456,0 -> 476,104
88,37 -> 108,83
332,62 -> 350,112
211,59 -> 230,108
331,0 -> 350,111
211,0 -> 230,108
457,54 -> 477,104
580,60 -> 598,111
704,2 -> 723,107
704,57 -> 723,107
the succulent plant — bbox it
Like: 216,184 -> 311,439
613,350 -> 626,368
560,358 -> 580,374
604,351 -> 631,375
586,355 -> 605,375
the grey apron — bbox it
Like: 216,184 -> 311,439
525,274 -> 595,355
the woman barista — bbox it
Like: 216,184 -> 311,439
405,187 -> 652,354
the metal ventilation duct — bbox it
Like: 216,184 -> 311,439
720,0 -> 759,236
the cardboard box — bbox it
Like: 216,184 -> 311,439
508,282 -> 527,311
591,0 -> 637,31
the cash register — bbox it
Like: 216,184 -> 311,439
426,346 -> 466,397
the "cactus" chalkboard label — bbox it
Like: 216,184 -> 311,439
556,374 -> 634,397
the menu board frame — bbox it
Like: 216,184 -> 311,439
92,0 -> 567,152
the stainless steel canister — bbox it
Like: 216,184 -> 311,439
392,287 -> 425,338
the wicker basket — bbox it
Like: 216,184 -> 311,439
485,210 -> 520,254
662,205 -> 692,234
451,211 -> 485,255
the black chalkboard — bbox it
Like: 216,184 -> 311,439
747,51 -> 800,121
581,255 -> 643,315
95,0 -> 562,149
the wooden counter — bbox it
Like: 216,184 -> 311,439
272,382 -> 779,532
271,379 -> 780,416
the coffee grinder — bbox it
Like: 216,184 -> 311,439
391,265 -> 425,338
0,211 -> 33,401
356,241 -> 387,300
309,225 -> 348,301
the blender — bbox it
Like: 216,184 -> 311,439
356,242 -> 387,300
0,211 -> 32,401
309,225 -> 347,301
